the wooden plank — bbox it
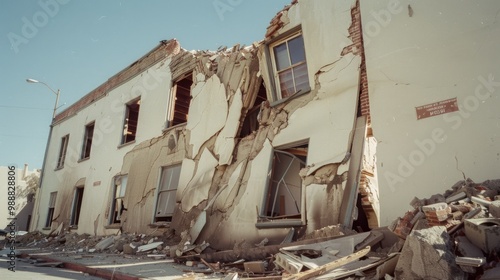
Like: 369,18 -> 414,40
282,246 -> 370,280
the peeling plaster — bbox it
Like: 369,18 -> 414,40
214,88 -> 243,165
186,75 -> 228,157
180,148 -> 218,212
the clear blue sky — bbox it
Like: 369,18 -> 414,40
0,0 -> 291,170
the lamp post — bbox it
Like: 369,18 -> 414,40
26,78 -> 60,119
26,78 -> 61,232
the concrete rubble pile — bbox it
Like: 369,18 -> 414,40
9,178 -> 500,279
171,178 -> 500,279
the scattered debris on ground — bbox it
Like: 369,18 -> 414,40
4,178 -> 500,279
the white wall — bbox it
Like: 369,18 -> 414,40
34,58 -> 173,234
361,0 -> 500,225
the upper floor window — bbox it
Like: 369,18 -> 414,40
270,32 -> 310,100
81,122 -> 94,160
167,73 -> 192,128
57,134 -> 69,168
122,98 -> 140,144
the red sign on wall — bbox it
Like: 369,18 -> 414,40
416,97 -> 458,120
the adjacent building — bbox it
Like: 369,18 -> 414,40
1,164 -> 40,232
31,0 -> 500,250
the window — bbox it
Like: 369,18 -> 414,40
270,32 -> 310,100
154,164 -> 181,222
45,192 -> 57,228
167,74 -> 192,128
57,135 -> 69,168
70,187 -> 84,226
122,98 -> 141,144
81,122 -> 94,159
257,142 -> 308,228
110,175 -> 127,224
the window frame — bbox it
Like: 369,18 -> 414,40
121,97 -> 141,145
166,72 -> 192,129
80,122 -> 95,160
109,175 -> 127,225
70,186 -> 84,226
56,134 -> 69,169
153,164 -> 181,222
265,26 -> 311,104
45,191 -> 57,228
256,141 -> 308,229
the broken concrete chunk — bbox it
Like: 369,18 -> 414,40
94,236 -> 114,251
455,236 -> 484,259
275,252 -> 304,274
122,244 -> 135,255
472,196 -> 493,207
137,241 -> 164,253
422,202 -> 452,225
464,218 -> 500,254
395,226 -> 465,280
243,261 -> 267,274
488,200 -> 500,218
446,192 -> 467,203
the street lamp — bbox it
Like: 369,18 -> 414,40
26,78 -> 60,119
25,78 -> 61,232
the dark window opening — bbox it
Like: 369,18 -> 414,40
110,175 -> 127,224
45,191 -> 57,228
155,164 -> 181,222
168,74 -> 192,127
57,135 -> 69,168
262,143 -> 308,220
81,123 -> 94,159
70,187 -> 84,226
122,98 -> 140,144
240,81 -> 267,138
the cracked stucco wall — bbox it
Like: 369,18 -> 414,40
361,1 -> 500,225
120,0 -> 372,249
36,41 -> 178,235
172,0 -> 363,249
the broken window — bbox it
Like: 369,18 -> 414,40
154,164 -> 181,222
121,98 -> 141,144
270,31 -> 310,100
45,191 -> 57,228
110,175 -> 127,224
56,134 -> 69,168
167,73 -> 192,128
258,142 -> 308,227
70,187 -> 84,226
81,122 -> 94,159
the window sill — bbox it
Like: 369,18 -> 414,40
78,157 -> 90,163
162,123 -> 186,133
255,219 -> 304,229
105,224 -> 121,229
68,225 -> 78,229
118,140 -> 136,149
42,227 -> 51,230
54,166 -> 64,171
148,222 -> 171,228
270,88 -> 311,107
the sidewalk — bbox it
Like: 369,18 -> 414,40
16,247 -> 215,280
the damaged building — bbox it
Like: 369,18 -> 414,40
31,0 -> 500,253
